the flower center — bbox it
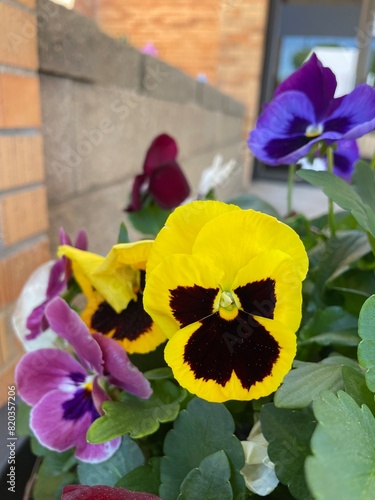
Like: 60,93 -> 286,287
305,123 -> 324,138
218,290 -> 239,320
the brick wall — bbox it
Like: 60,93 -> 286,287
38,0 -> 247,255
0,0 -> 50,406
74,0 -> 269,131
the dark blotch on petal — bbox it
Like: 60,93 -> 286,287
170,285 -> 219,327
265,135 -> 310,159
235,278 -> 276,319
62,388 -> 99,422
69,372 -> 86,384
184,311 -> 280,390
91,298 -> 153,342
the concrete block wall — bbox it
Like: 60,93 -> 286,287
37,0 -> 247,255
0,0 -> 50,406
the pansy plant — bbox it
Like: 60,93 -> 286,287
143,201 -> 308,402
249,53 -> 375,166
16,297 -> 152,463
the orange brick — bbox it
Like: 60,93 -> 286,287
16,0 -> 36,7
0,355 -> 23,407
0,135 -> 44,190
0,73 -> 41,128
0,4 -> 38,69
0,238 -> 50,307
0,311 -> 7,364
0,187 -> 49,246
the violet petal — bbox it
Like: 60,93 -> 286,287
16,348 -> 85,406
333,139 -> 359,182
75,229 -> 89,251
62,484 -> 162,500
92,333 -> 152,399
149,161 -> 190,209
143,133 -> 178,175
325,83 -> 375,139
275,53 -> 337,121
46,258 -> 66,299
45,297 -> 103,375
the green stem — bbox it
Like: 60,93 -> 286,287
370,152 -> 375,170
326,146 -> 336,238
287,164 -> 296,216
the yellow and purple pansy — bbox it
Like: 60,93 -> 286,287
143,201 -> 308,402
58,241 -> 166,354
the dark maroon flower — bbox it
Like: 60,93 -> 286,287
61,484 -> 161,500
126,134 -> 190,211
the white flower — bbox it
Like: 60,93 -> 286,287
240,420 -> 279,496
197,154 -> 238,198
12,261 -> 60,351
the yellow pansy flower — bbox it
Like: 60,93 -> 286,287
58,241 -> 166,354
143,200 -> 308,402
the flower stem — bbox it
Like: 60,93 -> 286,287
326,146 -> 336,237
287,164 -> 296,216
370,152 -> 375,170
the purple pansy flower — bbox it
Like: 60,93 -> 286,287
16,297 -> 152,463
249,53 -> 375,166
299,139 -> 359,182
62,484 -> 161,500
126,133 -> 190,211
25,228 -> 88,340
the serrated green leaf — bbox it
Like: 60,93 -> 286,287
117,222 -> 130,243
261,404 -> 315,500
275,356 -> 361,408
160,398 -> 245,500
306,391 -> 375,500
178,450 -> 232,500
227,193 -> 280,218
116,457 -> 161,494
77,436 -> 144,486
87,380 -> 186,443
358,294 -> 375,392
342,365 -> 375,412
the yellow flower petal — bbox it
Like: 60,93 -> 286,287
232,249 -> 303,331
164,315 -> 296,402
144,253 -> 224,338
147,200 -> 240,274
192,209 -> 308,288
59,242 -> 153,313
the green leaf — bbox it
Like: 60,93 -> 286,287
275,356 -> 361,409
117,222 -> 130,243
33,461 -> 76,500
306,391 -> 375,500
178,450 -> 232,500
299,306 -> 358,347
342,365 -> 375,412
144,367 -> 173,380
358,294 -> 375,392
261,404 -> 316,500
309,231 -> 369,287
127,203 -> 171,236
33,451 -> 77,500
116,457 -> 161,494
227,193 -> 280,218
77,436 -> 144,486
160,398 -> 245,500
16,400 -> 31,437
87,380 -> 186,443
298,163 -> 375,237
